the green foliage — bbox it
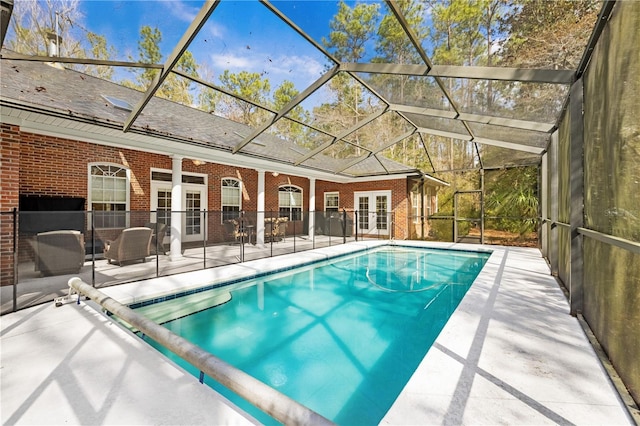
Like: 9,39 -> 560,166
428,215 -> 454,242
484,166 -> 539,234
134,25 -> 162,88
124,26 -> 198,105
84,32 -> 116,80
159,51 -> 199,105
271,81 -> 310,145
376,0 -> 426,64
322,1 -> 379,62
216,70 -> 271,126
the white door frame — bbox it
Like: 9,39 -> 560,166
354,190 -> 392,236
150,170 -> 208,243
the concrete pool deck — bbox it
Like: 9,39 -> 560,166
1,241 -> 636,425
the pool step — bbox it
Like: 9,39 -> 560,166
119,290 -> 232,332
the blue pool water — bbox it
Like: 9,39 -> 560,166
139,246 -> 489,424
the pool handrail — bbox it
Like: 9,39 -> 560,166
66,277 -> 335,426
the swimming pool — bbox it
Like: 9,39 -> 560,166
137,245 -> 490,424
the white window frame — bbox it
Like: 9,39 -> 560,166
411,191 -> 421,224
221,177 -> 242,223
279,185 -> 303,221
426,186 -> 433,217
87,162 -> 130,229
324,192 -> 339,213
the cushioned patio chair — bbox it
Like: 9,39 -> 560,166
144,222 -> 167,255
224,220 -> 248,244
35,230 -> 85,276
264,220 -> 275,242
274,217 -> 288,242
104,227 -> 153,265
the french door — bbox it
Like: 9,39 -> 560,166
151,183 -> 207,243
354,191 -> 391,236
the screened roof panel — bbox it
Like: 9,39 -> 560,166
343,111 -> 415,153
271,1 -> 425,65
422,136 -> 480,172
190,1 -> 330,107
302,72 -> 387,135
422,1 -> 602,70
404,112 -> 469,136
468,122 -> 550,149
440,78 -> 570,123
199,89 -> 276,129
376,146 -> 421,173
356,72 -> 452,111
1,0 -> 609,176
340,155 -> 389,176
478,145 -> 542,169
264,118 -> 336,158
322,140 -> 365,162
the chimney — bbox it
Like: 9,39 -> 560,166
45,31 -> 61,57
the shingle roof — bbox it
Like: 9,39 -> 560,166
1,55 -> 420,178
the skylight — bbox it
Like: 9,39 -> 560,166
102,95 -> 133,111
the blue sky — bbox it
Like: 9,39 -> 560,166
80,0 -> 340,94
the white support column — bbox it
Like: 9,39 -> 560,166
308,178 -> 316,240
170,155 -> 183,261
256,170 -> 266,247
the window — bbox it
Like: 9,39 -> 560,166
376,195 -> 388,230
221,178 -> 241,222
151,171 -> 205,185
324,192 -> 339,214
157,189 -> 171,236
279,185 -> 302,221
185,191 -> 202,235
89,164 -> 129,228
426,187 -> 433,217
411,191 -> 421,224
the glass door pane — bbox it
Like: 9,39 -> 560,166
185,191 -> 202,236
376,195 -> 388,231
358,196 -> 369,231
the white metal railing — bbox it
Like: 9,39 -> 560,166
65,277 -> 334,426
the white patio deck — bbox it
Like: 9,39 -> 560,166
1,241 -> 636,425
1,235 -> 356,315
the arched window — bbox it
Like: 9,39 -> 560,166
222,178 -> 241,222
279,185 -> 302,221
88,163 -> 129,229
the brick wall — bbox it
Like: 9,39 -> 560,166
1,124 -> 20,285
316,178 -> 410,239
2,125 -> 414,284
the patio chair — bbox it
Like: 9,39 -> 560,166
224,220 -> 248,244
274,217 -> 288,242
325,214 -> 353,237
144,222 -> 167,255
264,220 -> 275,242
35,230 -> 85,276
104,227 -> 153,265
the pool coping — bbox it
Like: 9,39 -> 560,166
96,241 -> 633,425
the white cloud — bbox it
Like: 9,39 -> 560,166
206,22 -> 225,39
271,55 -> 325,82
210,53 -> 255,70
203,48 -> 334,111
163,0 -> 199,22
